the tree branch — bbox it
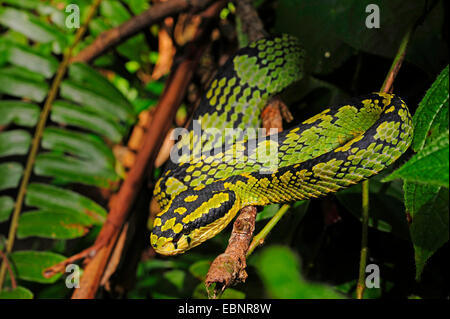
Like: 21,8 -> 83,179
0,0 -> 102,291
205,0 -> 291,296
42,1 -> 226,299
72,0 -> 217,63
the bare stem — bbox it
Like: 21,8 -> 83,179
356,25 -> 412,299
0,250 -> 16,290
247,204 -> 291,257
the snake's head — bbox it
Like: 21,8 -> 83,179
150,188 -> 240,255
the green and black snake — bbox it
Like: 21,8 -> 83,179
150,34 -> 413,255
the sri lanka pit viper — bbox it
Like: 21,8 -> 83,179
150,34 -> 413,255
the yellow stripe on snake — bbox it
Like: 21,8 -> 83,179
151,34 -> 413,255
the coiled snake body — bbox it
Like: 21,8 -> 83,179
151,35 -> 413,255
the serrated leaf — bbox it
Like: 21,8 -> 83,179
51,100 -> 125,143
0,67 -> 48,102
17,210 -> 91,239
34,152 -> 119,188
410,188 -> 449,280
0,7 -> 66,53
0,286 -> 33,299
0,100 -> 40,127
9,250 -> 66,283
403,182 -> 440,218
253,245 -> 345,298
0,196 -> 14,222
0,130 -> 31,157
0,162 -> 23,191
42,127 -> 116,169
412,65 -> 449,151
383,130 -> 449,187
26,182 -> 107,225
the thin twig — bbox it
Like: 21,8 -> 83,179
356,180 -> 370,299
0,250 -> 16,290
72,0 -> 216,63
247,204 -> 291,256
0,0 -> 102,291
205,0 -> 292,296
43,2 -> 226,297
356,25 -> 413,300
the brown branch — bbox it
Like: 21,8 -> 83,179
43,1 -> 226,299
205,206 -> 257,296
72,0 -> 216,63
205,0 -> 289,296
235,0 -> 268,42
0,250 -> 16,290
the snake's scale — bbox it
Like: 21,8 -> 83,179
150,34 -> 413,255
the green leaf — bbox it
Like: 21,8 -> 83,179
383,130 -> 449,187
334,279 -> 383,299
253,245 -> 345,298
100,0 -> 131,25
412,65 -> 449,152
68,63 -> 133,113
123,0 -> 150,15
0,67 -> 49,102
0,196 -> 14,222
162,269 -> 185,292
42,127 -> 116,169
193,283 -> 245,299
256,204 -> 281,221
34,152 -> 119,188
0,162 -> 23,191
0,130 -> 31,157
274,0 -> 354,74
17,210 -> 91,239
25,183 -> 107,225
275,1 -> 446,76
60,80 -> 134,124
9,250 -> 66,283
0,39 -> 58,78
336,173 -> 409,239
0,286 -> 33,299
37,4 -> 67,29
0,7 -> 66,53
51,100 -> 126,143
0,100 -> 40,127
188,260 -> 211,281
145,81 -> 165,96
0,0 -> 39,10
403,182 -> 440,218
410,188 -> 449,280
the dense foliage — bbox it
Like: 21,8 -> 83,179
0,0 -> 448,299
